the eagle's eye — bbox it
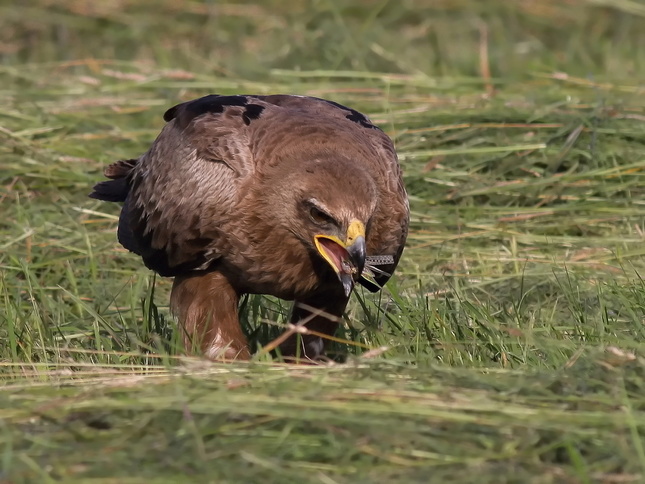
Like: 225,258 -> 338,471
309,206 -> 337,226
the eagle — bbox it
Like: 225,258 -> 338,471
90,94 -> 409,361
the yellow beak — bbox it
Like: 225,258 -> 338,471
314,220 -> 367,296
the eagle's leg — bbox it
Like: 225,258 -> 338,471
278,291 -> 350,362
170,271 -> 250,360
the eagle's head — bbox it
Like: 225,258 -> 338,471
274,152 -> 378,296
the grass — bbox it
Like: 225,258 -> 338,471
2,0 -> 645,482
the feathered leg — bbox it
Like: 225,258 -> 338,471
170,271 -> 250,360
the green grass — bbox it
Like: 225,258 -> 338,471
2,0 -> 645,482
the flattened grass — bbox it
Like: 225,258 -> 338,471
2,0 -> 645,482
3,350 -> 645,483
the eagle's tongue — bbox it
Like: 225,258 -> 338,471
316,237 -> 352,274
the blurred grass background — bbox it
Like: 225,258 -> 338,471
2,0 -> 645,482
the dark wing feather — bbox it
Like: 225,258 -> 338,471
89,178 -> 129,203
89,158 -> 144,256
89,158 -> 139,202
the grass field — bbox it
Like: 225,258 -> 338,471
2,0 -> 645,482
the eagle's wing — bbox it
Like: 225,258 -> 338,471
91,95 -> 268,276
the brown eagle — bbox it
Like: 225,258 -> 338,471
90,94 -> 409,361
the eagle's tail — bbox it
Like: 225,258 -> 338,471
89,158 -> 138,202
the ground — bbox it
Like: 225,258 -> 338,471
2,1 -> 645,482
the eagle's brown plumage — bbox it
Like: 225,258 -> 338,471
90,94 -> 409,361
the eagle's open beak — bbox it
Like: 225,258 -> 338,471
314,220 -> 367,297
